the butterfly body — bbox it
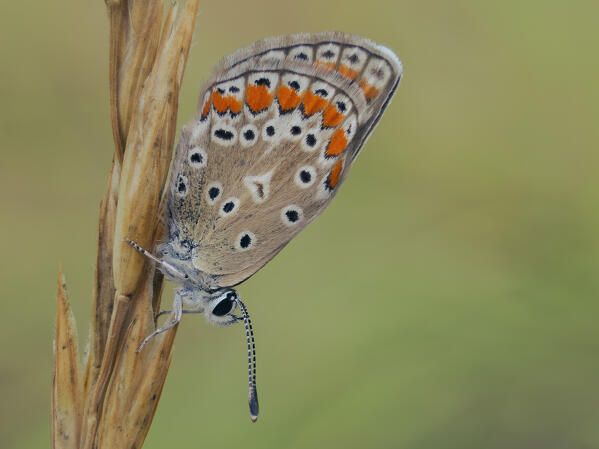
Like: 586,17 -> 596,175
130,32 -> 402,422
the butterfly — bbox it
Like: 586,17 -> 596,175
128,31 -> 402,422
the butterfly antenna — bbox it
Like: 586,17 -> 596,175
125,238 -> 188,281
235,298 -> 259,422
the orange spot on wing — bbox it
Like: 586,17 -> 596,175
316,61 -> 336,71
201,98 -> 211,118
212,91 -> 228,113
228,97 -> 242,114
277,85 -> 301,111
322,104 -> 345,128
326,129 -> 348,157
212,91 -> 243,115
246,84 -> 273,113
359,79 -> 380,100
338,64 -> 359,79
327,157 -> 344,189
302,90 -> 327,116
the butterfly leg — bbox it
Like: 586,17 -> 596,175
136,292 -> 183,353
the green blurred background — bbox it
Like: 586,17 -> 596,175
2,0 -> 599,448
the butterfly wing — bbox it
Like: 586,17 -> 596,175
167,32 -> 402,287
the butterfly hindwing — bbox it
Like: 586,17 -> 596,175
166,32 -> 402,287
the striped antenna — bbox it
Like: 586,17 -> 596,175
125,238 -> 188,281
235,297 -> 259,422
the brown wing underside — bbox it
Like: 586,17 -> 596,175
167,32 -> 402,287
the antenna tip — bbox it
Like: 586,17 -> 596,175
249,390 -> 259,422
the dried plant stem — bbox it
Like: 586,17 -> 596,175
52,2 -> 199,448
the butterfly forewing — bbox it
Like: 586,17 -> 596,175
166,32 -> 402,287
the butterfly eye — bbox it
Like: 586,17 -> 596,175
212,298 -> 233,316
212,291 -> 237,316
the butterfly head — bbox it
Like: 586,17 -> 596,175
176,285 -> 241,326
205,288 -> 240,326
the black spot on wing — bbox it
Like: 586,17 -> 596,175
286,210 -> 299,222
223,201 -> 235,213
300,170 -> 312,183
255,78 -> 271,87
240,234 -> 252,248
214,129 -> 234,140
208,187 -> 220,200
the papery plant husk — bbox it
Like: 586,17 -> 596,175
52,1 -> 199,448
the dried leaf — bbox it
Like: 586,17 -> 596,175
85,159 -> 119,397
79,293 -> 132,449
52,266 -> 82,449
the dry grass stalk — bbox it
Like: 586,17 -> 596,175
52,1 -> 199,448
